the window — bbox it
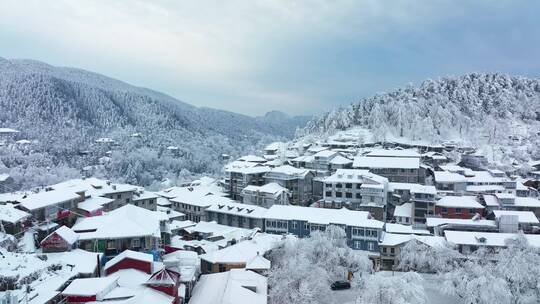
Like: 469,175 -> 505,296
325,184 -> 332,188
352,227 -> 364,236
354,241 -> 362,249
382,247 -> 387,253
117,194 -> 121,199
356,184 -> 362,189
336,183 -> 343,188
356,193 -> 361,199
345,183 -> 352,189
468,209 -> 475,214
390,248 -> 395,254
405,217 -> 409,223
367,242 -> 375,251
346,192 -> 352,198
335,192 -> 342,198
303,222 -> 309,230
125,198 -> 130,203
131,238 -> 141,248
218,264 -> 226,272
107,240 -> 116,249
442,207 -> 448,213
455,208 -> 462,213
325,191 -> 332,197
292,221 -> 297,229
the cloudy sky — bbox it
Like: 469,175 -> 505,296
1,1 -> 539,116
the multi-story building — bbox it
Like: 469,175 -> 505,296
263,205 -> 384,252
171,191 -> 232,222
353,156 -> 426,184
435,195 -> 484,219
388,183 -> 437,224
264,165 -> 314,206
205,201 -> 267,230
322,169 -> 388,219
241,183 -> 290,208
224,161 -> 270,200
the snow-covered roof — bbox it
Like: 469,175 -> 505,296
329,155 -> 353,165
379,232 -> 445,247
132,190 -> 159,201
265,165 -> 310,177
313,150 -> 338,158
19,190 -> 80,210
264,142 -> 285,151
444,231 -> 540,248
264,205 -> 384,229
182,221 -> 254,243
238,155 -> 267,163
104,250 -> 154,271
200,233 -> 282,264
189,269 -> 267,304
353,156 -> 420,169
45,225 -> 79,245
434,171 -> 467,183
206,201 -> 268,219
436,196 -> 484,209
466,185 -> 505,192
425,217 -> 497,228
170,192 -> 233,208
493,210 -> 539,224
513,197 -> 540,207
44,249 -> 102,276
243,182 -> 289,196
365,149 -> 420,158
145,268 -> 179,286
393,203 -> 412,218
482,194 -> 500,207
384,223 -> 430,235
290,155 -> 314,163
324,169 -> 388,184
78,196 -> 112,212
465,171 -> 507,184
62,277 -> 118,296
0,127 -> 19,134
169,220 -> 196,231
388,183 -> 437,195
72,204 -> 162,240
0,203 -> 30,223
227,165 -> 271,175
246,254 -> 271,270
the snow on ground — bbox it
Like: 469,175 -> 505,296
21,230 -> 36,253
323,272 -> 459,304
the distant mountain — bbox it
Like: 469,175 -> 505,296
0,58 -> 309,189
256,111 -> 313,138
300,73 -> 540,165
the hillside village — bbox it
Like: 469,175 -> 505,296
1,126 -> 540,304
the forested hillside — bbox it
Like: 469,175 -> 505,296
300,73 -> 540,164
0,58 -> 307,190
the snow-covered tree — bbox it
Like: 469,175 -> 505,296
267,226 -> 372,304
355,272 -> 427,304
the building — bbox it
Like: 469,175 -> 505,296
205,201 -> 267,229
40,225 -> 79,253
17,189 -> 83,225
225,161 -> 270,200
392,203 -> 413,225
264,165 -> 313,206
72,204 -> 165,258
378,233 -> 446,270
435,195 -> 484,219
263,205 -> 384,252
492,210 -> 539,233
444,231 -> 540,254
425,217 -> 498,236
62,277 -> 119,303
241,183 -> 290,207
353,156 -> 426,184
132,190 -> 159,211
388,183 -> 437,224
170,191 -> 232,222
0,203 -> 30,235
322,169 -> 388,218
433,171 -> 467,194
189,269 -> 267,304
104,250 -> 155,275
199,233 -> 280,274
